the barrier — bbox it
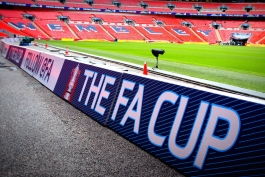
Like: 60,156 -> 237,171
1,39 -> 265,177
53,59 -> 123,125
106,73 -> 265,177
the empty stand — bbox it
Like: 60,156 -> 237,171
153,16 -> 183,26
249,21 -> 265,29
68,23 -> 113,40
247,31 -> 265,43
218,29 -> 259,42
61,12 -> 93,21
35,0 -> 63,6
134,26 -> 180,42
6,0 -> 33,4
3,18 -> 47,39
118,0 -> 140,6
93,14 -> 125,23
65,2 -> 91,8
217,20 -> 244,29
0,32 -> 9,38
34,20 -> 77,39
124,15 -> 154,24
193,27 -> 218,43
147,7 -> 172,12
188,19 -> 212,27
103,25 -> 143,40
0,10 -> 24,18
0,20 -> 27,36
93,4 -> 119,9
27,11 -> 60,20
164,26 -> 202,42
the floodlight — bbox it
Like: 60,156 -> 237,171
151,49 -> 165,68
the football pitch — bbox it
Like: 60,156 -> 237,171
42,41 -> 265,93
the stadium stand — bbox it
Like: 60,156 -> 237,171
34,20 -> 77,39
93,4 -> 119,10
0,10 -> 24,18
188,19 -> 212,27
65,2 -> 91,8
217,20 -> 245,29
146,7 -> 172,12
193,27 -> 218,44
119,6 -> 143,11
153,16 -> 183,26
69,23 -> 114,40
3,18 -> 47,39
35,0 -> 63,6
134,26 -> 181,42
124,15 -> 154,24
60,12 -> 93,21
117,0 -> 140,6
103,25 -> 144,40
26,11 -> 60,20
6,0 -> 33,4
247,31 -> 265,43
93,14 -> 125,23
164,26 -> 202,42
249,21 -> 265,29
0,20 -> 27,36
0,32 -> 9,38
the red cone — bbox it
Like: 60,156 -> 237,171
143,61 -> 148,75
65,46 -> 69,55
45,43 -> 48,49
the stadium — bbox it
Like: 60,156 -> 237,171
0,0 -> 265,177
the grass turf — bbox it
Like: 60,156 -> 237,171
42,41 -> 265,93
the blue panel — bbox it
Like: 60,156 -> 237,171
111,26 -> 129,33
172,28 -> 189,35
76,25 -> 97,32
48,24 -> 62,31
53,60 -> 122,125
107,73 -> 265,177
197,30 -> 211,36
144,27 -> 161,34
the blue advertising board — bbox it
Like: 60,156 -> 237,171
53,59 -> 123,125
107,73 -> 265,177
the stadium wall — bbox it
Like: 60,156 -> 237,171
1,39 -> 265,177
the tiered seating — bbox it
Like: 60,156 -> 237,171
66,0 -> 84,2
145,1 -> 167,7
170,2 -> 195,9
249,21 -> 265,29
247,31 -> 265,43
225,10 -> 246,15
0,10 -> 24,18
201,3 -> 220,10
66,2 -> 91,8
35,0 -> 63,6
27,11 -> 60,20
188,19 -> 212,27
6,0 -> 33,4
259,37 -> 265,44
193,27 -> 218,43
217,20 -> 244,28
124,15 -> 154,24
226,3 -> 246,10
0,20 -> 27,36
249,10 -> 265,15
165,26 -> 202,42
135,26 -> 180,42
93,14 -> 125,23
252,3 -> 265,10
3,18 -> 47,39
60,12 -> 93,21
173,9 -> 198,13
93,4 -> 119,9
154,16 -> 183,26
118,0 -> 140,6
93,0 -> 112,4
34,20 -> 76,39
218,29 -> 253,42
0,32 -> 9,38
68,23 -> 113,40
146,7 -> 172,12
103,25 -> 143,40
119,6 -> 143,11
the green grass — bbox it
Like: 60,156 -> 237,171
42,41 -> 265,93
